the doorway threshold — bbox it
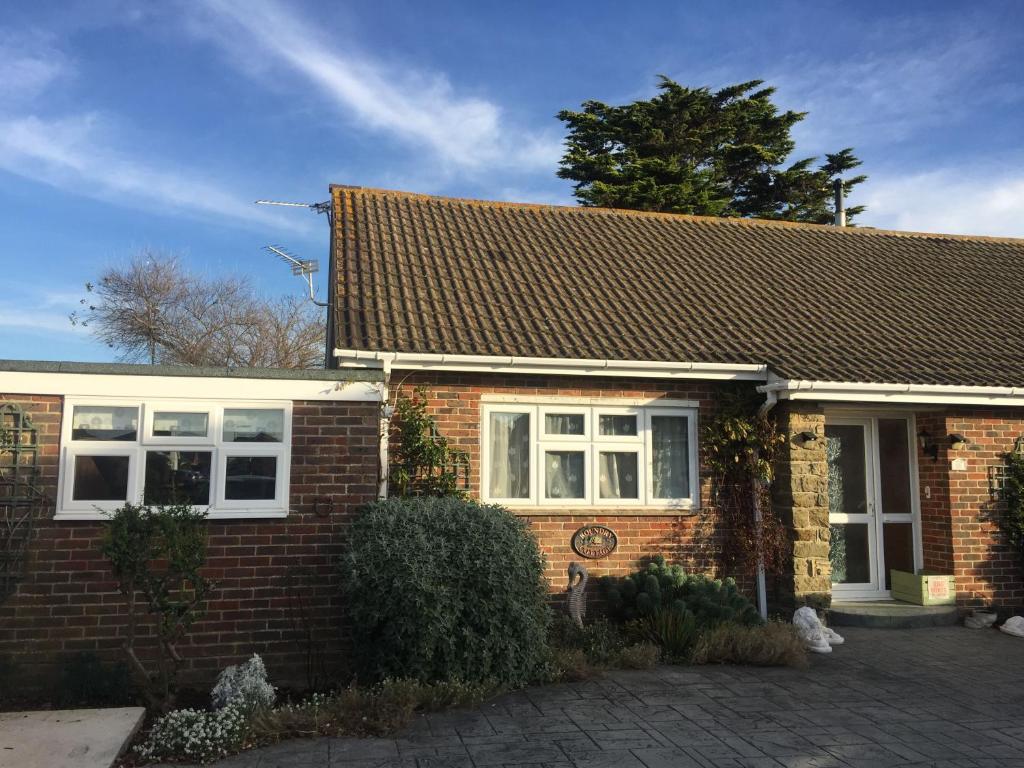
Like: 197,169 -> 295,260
827,600 -> 959,628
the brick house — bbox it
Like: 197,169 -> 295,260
327,184 -> 1024,614
4,183 -> 1024,688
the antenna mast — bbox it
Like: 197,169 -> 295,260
265,245 -> 328,307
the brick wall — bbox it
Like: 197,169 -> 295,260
921,408 -> 1024,608
0,395 -> 379,689
392,373 -> 735,593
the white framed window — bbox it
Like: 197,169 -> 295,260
482,401 -> 698,509
57,398 -> 292,520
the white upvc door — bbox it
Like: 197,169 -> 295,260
827,415 -> 921,601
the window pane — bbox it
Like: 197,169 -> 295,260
488,412 -> 530,498
71,406 -> 138,441
651,415 -> 689,499
152,411 -> 209,438
878,418 -> 911,515
599,414 -> 637,436
544,451 -> 585,499
599,451 -> 638,499
145,451 -> 212,505
825,425 -> 868,515
225,456 -> 278,500
544,413 -> 585,435
830,523 -> 871,584
223,409 -> 285,443
72,455 -> 130,501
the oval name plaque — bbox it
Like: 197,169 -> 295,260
571,525 -> 618,559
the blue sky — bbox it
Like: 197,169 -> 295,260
1,0 -> 1022,362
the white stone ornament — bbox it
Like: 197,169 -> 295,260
793,606 -> 843,654
999,615 -> 1024,638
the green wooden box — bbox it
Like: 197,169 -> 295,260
891,569 -> 957,605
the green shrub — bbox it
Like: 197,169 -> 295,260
340,497 -> 550,687
690,622 -> 807,667
632,607 -> 699,661
545,616 -> 661,680
601,556 -> 761,629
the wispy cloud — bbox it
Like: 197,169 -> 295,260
768,34 -> 1007,154
0,32 -> 307,232
0,33 -> 70,103
191,0 -> 561,172
861,165 -> 1024,238
0,113 -> 305,231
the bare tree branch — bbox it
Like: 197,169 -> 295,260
71,250 -> 326,368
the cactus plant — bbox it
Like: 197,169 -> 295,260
600,556 -> 761,629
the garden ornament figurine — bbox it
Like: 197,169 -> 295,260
567,561 -> 588,627
793,606 -> 844,654
1000,615 -> 1024,638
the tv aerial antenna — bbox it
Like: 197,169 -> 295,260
264,245 -> 328,307
255,199 -> 331,215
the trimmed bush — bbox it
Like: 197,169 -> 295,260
340,497 -> 550,687
600,555 -> 761,629
690,622 -> 807,667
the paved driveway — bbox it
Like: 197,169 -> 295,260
199,626 -> 1024,768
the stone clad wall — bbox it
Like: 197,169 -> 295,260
772,403 -> 831,610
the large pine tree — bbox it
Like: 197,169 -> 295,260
557,77 -> 866,224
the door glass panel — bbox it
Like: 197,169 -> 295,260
544,451 -> 585,499
830,523 -> 871,584
825,425 -> 868,515
883,522 -> 915,589
878,419 -> 912,515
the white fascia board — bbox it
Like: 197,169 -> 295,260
0,370 -> 382,402
333,348 -> 767,381
760,378 -> 1024,407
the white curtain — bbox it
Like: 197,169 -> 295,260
599,415 -> 637,436
599,452 -> 637,499
651,416 -> 688,498
489,413 -> 530,498
545,414 -> 584,435
545,451 -> 584,498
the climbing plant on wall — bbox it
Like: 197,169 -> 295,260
389,387 -> 469,497
701,386 -> 789,578
0,403 -> 47,606
999,443 -> 1024,569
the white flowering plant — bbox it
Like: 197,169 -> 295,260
210,654 -> 276,712
134,703 -> 248,765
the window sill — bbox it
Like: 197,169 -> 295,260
504,506 -> 698,517
53,510 -> 290,522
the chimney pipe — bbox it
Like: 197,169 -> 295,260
833,178 -> 846,227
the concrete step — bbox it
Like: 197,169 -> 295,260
828,600 -> 960,628
0,707 -> 145,768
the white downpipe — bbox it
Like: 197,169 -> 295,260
752,388 -> 779,620
377,361 -> 392,500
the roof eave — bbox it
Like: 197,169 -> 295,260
760,377 -> 1024,407
333,348 -> 767,381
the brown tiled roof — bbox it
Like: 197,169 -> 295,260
332,185 -> 1024,387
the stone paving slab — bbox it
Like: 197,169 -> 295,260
0,706 -> 145,768
178,626 -> 1024,767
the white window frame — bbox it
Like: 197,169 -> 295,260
143,403 -> 215,445
56,397 -> 292,520
593,443 -> 644,506
645,408 -> 699,509
481,405 -> 536,505
539,406 -> 590,441
481,400 -> 698,510
539,442 -> 592,506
